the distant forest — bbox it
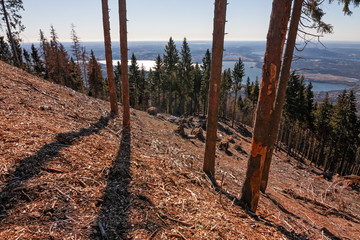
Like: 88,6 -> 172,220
1,24 -> 359,176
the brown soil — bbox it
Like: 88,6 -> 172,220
1,60 -> 359,239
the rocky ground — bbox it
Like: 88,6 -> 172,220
1,60 -> 360,239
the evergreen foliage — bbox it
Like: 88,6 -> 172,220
88,50 -> 105,99
278,72 -> 360,176
231,58 -> 245,126
0,36 -> 11,62
114,61 -> 122,102
30,43 -> 44,77
200,49 -> 211,115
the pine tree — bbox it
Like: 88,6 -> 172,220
200,49 -> 211,115
138,65 -> 147,110
0,36 -> 11,62
284,72 -> 306,122
69,57 -> 83,92
203,0 -> 227,176
22,48 -> 31,72
88,50 -> 105,99
0,0 -> 24,67
101,0 -> 118,114
163,37 -> 179,114
191,63 -> 202,115
240,0 -> 292,211
114,61 -> 122,103
129,53 -> 140,108
30,44 -> 44,77
314,93 -> 333,167
245,76 -> 251,99
70,24 -> 84,92
250,77 -> 259,106
153,54 -> 163,109
231,58 -> 245,127
304,82 -> 315,130
119,0 -> 130,129
39,29 -> 50,79
80,47 -> 89,89
329,0 -> 360,15
219,68 -> 232,118
179,38 -> 193,114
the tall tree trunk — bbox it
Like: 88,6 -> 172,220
240,0 -> 291,211
101,0 -> 118,115
306,134 -> 313,162
275,120 -> 285,152
300,129 -> 308,161
259,0 -> 303,193
119,0 -> 130,129
1,0 -> 21,68
232,91 -> 238,127
203,0 -> 227,176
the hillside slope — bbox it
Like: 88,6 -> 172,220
1,60 -> 359,240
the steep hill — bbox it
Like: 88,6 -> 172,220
0,60 -> 359,239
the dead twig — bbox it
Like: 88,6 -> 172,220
148,229 -> 161,240
98,221 -> 108,240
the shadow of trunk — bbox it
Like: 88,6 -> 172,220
0,115 -> 112,223
92,129 -> 131,239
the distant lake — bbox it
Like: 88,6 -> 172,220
100,59 -> 347,92
222,61 -> 347,92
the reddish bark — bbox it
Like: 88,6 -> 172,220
119,0 -> 130,129
101,0 -> 118,115
260,0 -> 304,193
240,0 -> 292,212
203,0 -> 228,176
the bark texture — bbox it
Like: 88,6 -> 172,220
101,0 -> 118,115
203,0 -> 227,176
240,0 -> 292,212
260,0 -> 304,193
119,0 -> 130,129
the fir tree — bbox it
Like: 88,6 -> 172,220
191,63 -> 202,115
69,57 -> 83,92
70,24 -> 84,92
129,53 -> 140,108
30,44 -> 44,77
304,82 -> 315,130
231,57 -> 245,127
0,0 -> 24,67
219,68 -> 232,118
250,77 -> 260,105
87,50 -> 105,98
0,36 -> 11,63
114,61 -> 122,102
153,54 -> 163,109
200,49 -> 211,115
179,38 -> 193,114
245,76 -> 251,99
22,48 -> 31,71
314,93 -> 333,167
163,37 -> 179,114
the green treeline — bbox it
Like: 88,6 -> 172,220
126,37 -> 259,119
1,31 -> 359,176
277,72 -> 360,176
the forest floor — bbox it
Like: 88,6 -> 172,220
1,60 -> 360,240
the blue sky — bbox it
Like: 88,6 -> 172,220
19,0 -> 360,43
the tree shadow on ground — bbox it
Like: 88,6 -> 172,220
92,129 -> 132,239
0,115 -> 112,223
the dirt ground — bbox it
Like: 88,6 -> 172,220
1,60 -> 360,239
